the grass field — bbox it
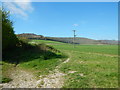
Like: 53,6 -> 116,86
2,39 -> 118,88
30,39 -> 118,88
29,40 -> 65,45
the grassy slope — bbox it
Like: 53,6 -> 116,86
19,57 -> 66,77
2,42 -> 67,82
31,40 -> 118,88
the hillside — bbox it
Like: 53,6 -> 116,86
16,33 -> 118,45
17,33 -> 44,39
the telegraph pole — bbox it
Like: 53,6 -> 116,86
73,30 -> 76,48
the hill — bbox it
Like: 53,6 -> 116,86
17,33 -> 44,39
16,33 -> 118,45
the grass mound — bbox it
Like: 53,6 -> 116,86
3,41 -> 65,64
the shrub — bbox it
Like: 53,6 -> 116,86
17,37 -> 30,43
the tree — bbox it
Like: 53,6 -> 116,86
1,8 -> 19,50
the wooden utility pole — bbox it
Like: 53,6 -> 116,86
73,30 -> 76,48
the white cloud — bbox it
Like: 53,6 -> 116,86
73,24 -> 79,27
14,0 -> 34,11
3,0 -> 34,19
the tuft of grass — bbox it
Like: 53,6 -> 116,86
2,77 -> 12,83
37,80 -> 44,88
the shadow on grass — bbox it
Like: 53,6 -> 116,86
2,43 -> 67,65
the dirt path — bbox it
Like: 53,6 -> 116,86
36,58 -> 70,88
1,67 -> 38,88
0,58 -> 70,88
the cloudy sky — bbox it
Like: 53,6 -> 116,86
2,1 -> 118,40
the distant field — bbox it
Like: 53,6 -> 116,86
30,40 -> 118,55
53,44 -> 118,55
29,40 -> 65,45
31,39 -> 118,88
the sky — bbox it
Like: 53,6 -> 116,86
3,2 -> 118,40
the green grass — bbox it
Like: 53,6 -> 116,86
2,39 -> 118,88
30,40 -> 118,55
29,39 -> 65,45
32,39 -> 118,88
53,44 -> 118,55
60,51 -> 118,88
16,44 -> 67,77
2,77 -> 12,83
19,57 -> 66,77
1,61 -> 15,83
2,42 -> 67,80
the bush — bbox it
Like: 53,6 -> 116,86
18,37 -> 30,43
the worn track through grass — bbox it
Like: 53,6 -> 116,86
36,58 -> 70,88
1,58 -> 70,88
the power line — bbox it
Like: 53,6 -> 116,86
73,30 -> 76,48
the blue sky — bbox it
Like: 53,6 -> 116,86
3,2 -> 118,40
